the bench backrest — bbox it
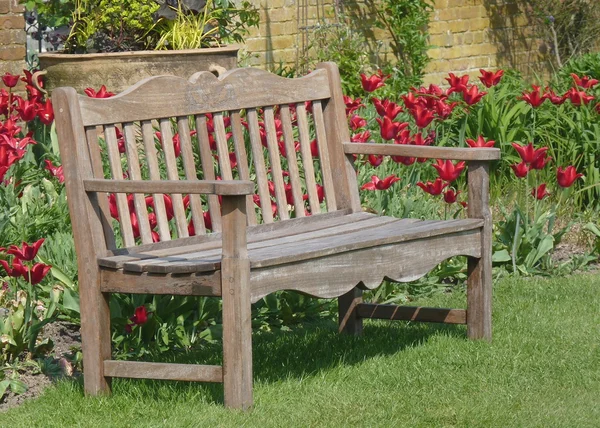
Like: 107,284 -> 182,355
53,62 -> 360,255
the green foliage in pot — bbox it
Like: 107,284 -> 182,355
23,0 -> 259,53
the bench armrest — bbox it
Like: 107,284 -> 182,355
83,179 -> 254,196
343,142 -> 500,161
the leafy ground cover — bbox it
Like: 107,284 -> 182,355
3,272 -> 600,426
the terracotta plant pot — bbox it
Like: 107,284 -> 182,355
37,45 -> 239,94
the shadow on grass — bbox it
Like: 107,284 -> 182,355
65,320 -> 465,405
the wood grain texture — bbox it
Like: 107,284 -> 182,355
99,209 -> 354,266
338,288 -> 363,335
104,124 -> 135,247
118,215 -> 408,274
104,360 -> 223,382
83,179 -> 254,195
195,114 -> 221,232
467,161 -> 493,340
344,143 -> 501,160
249,230 -> 482,302
159,118 -> 188,238
141,120 -> 171,241
312,100 -> 337,211
264,106 -> 289,220
315,62 -> 361,212
357,304 -> 467,324
221,194 -> 253,409
296,103 -> 321,214
279,105 -> 305,216
79,68 -> 331,126
177,116 -> 205,234
123,122 -> 153,244
52,87 -> 112,395
247,108 -> 273,223
100,269 -> 221,296
86,126 -> 117,250
230,110 -> 258,225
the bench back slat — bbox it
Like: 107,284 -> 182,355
55,64 -> 361,251
279,105 -> 305,217
230,110 -> 258,225
141,120 -> 172,241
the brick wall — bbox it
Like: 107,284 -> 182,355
0,1 -> 555,87
425,0 -> 548,84
244,0 -> 549,83
0,0 -> 26,89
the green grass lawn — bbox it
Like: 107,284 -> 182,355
4,272 -> 600,427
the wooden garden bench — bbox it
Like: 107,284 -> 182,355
53,62 -> 499,410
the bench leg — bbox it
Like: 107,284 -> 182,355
467,253 -> 492,340
222,258 -> 253,410
338,287 -> 363,335
80,273 -> 112,395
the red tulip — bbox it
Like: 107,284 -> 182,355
510,162 -> 529,178
6,238 -> 45,261
23,262 -> 52,285
479,69 -> 504,87
443,188 -> 461,204
432,159 -> 466,182
511,142 -> 548,164
37,99 -> 54,125
401,92 -> 421,110
1,72 -> 20,88
531,183 -> 550,200
349,114 -> 367,130
417,178 -> 448,195
462,85 -> 487,105
376,116 -> 408,140
466,136 -> 495,148
361,174 -> 400,191
44,160 -> 65,183
410,104 -> 435,128
570,73 -> 599,89
130,305 -> 149,325
84,85 -> 115,98
351,131 -> 371,143
566,87 -> 595,106
520,85 -> 547,107
530,154 -> 552,170
445,73 -> 469,95
15,97 -> 38,122
545,89 -> 568,105
360,70 -> 390,92
556,166 -> 583,188
343,95 -> 364,116
371,98 -> 403,120
434,99 -> 457,120
368,154 -> 383,167
0,258 -> 28,278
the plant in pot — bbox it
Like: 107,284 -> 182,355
24,0 -> 260,93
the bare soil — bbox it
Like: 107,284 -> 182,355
0,321 -> 81,412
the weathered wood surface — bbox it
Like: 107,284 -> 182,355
344,142 -> 501,161
54,61 -> 497,409
99,209 -> 353,266
357,304 -> 467,324
103,218 -> 482,274
249,229 -> 481,302
221,194 -> 253,409
53,87 -> 112,395
79,68 -> 332,126
467,161 -> 493,340
100,269 -> 221,296
104,360 -> 223,382
83,179 -> 254,195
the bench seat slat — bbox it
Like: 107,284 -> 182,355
99,217 -> 483,274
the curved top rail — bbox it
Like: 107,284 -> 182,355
75,68 -> 332,126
